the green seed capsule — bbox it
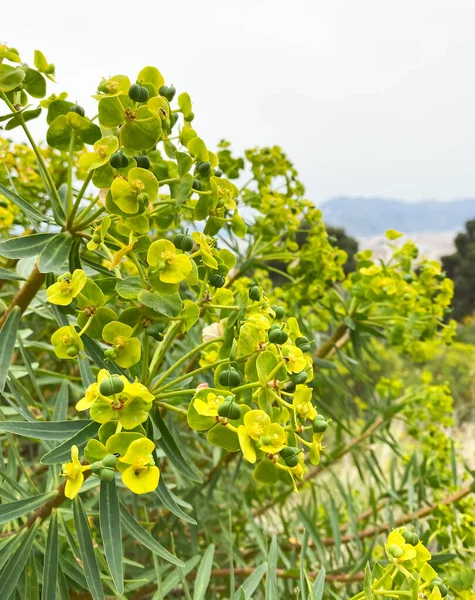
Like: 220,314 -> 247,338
197,161 -> 211,177
159,84 -> 176,102
312,415 -> 328,433
430,578 -> 443,589
69,104 -> 85,117
249,286 -> 261,302
100,467 -> 116,482
65,344 -> 79,358
134,155 -> 151,169
92,232 -> 102,244
218,367 -> 242,388
209,273 -> 225,288
290,371 -> 308,384
192,178 -> 202,191
90,461 -> 102,474
271,305 -> 285,319
438,584 -> 449,597
110,152 -> 129,169
217,399 -> 242,420
388,544 -> 404,558
136,192 -> 149,204
299,344 -> 311,353
280,446 -> 300,468
173,234 -> 194,252
402,530 -> 419,546
295,336 -> 309,348
268,328 -> 288,345
102,454 -> 118,468
128,83 -> 149,103
214,168 -> 223,177
146,323 -> 166,340
99,375 -> 125,397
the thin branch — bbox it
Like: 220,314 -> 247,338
0,265 -> 45,329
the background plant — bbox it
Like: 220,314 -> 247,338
0,44 -> 473,599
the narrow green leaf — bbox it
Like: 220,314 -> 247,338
193,544 -> 215,600
0,420 -> 91,440
0,522 -> 38,600
0,306 -> 21,393
312,568 -> 326,600
364,562 -> 374,599
120,504 -> 184,566
0,234 -> 56,259
0,268 -> 25,281
72,496 -> 105,600
40,421 -> 100,464
300,530 -> 308,600
0,182 -> 51,224
99,480 -> 123,594
266,535 -> 279,600
234,563 -> 268,600
42,510 -> 58,600
38,233 -> 73,274
0,491 -> 56,526
152,408 -> 202,482
156,476 -> 197,525
53,381 -> 69,422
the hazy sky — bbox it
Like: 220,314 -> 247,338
3,0 -> 475,204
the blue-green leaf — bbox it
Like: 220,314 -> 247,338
0,306 -> 21,393
193,544 -> 215,600
0,182 -> 51,224
0,491 -> 56,526
0,522 -> 38,600
120,504 -> 184,566
40,421 -> 100,464
99,480 -> 123,595
42,510 -> 58,600
38,233 -> 73,274
0,234 -> 56,259
0,420 -> 92,440
151,408 -> 201,482
73,496 -> 105,600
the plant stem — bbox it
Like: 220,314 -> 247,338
147,321 -> 182,387
68,171 -> 93,227
67,132 -> 75,216
152,336 -> 224,390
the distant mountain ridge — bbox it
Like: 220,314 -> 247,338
320,197 -> 475,237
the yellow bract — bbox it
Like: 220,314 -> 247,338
147,239 -> 192,284
62,445 -> 90,499
119,438 -> 160,494
47,269 -> 87,306
194,392 -> 225,417
293,385 -> 317,421
238,410 -> 287,464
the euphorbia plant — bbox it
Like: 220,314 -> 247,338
0,44 -> 473,599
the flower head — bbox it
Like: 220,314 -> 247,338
281,344 -> 307,373
111,167 -> 158,214
47,270 -> 87,306
118,438 -> 160,494
293,385 -> 317,421
78,136 -> 118,171
147,239 -> 192,284
51,324 -> 84,359
194,391 -> 226,417
238,410 -> 286,464
61,445 -> 90,499
89,377 -> 154,430
102,321 -> 141,368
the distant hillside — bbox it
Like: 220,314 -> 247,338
320,197 -> 475,237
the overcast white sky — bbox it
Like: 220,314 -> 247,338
3,0 -> 475,204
